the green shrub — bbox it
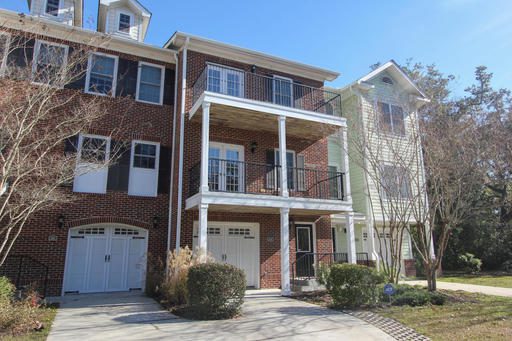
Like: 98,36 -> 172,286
316,262 -> 331,289
187,263 -> 246,319
429,291 -> 446,305
0,277 -> 15,304
458,253 -> 482,273
393,290 -> 431,306
380,284 -> 446,306
500,260 -> 512,273
327,263 -> 385,308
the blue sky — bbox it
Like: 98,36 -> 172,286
1,0 -> 510,96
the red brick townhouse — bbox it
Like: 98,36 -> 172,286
0,0 -> 357,297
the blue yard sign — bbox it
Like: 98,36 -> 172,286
383,283 -> 395,296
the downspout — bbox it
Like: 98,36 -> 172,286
166,51 -> 179,266
175,37 -> 190,252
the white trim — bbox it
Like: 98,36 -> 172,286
273,75 -> 294,108
209,142 -> 245,193
296,221 -> 317,254
190,91 -> 346,127
31,39 -> 69,87
43,0 -> 63,18
84,52 -> 119,97
116,10 -> 134,35
186,191 -> 353,213
295,225 -> 312,252
135,61 -> 165,105
0,32 -> 11,77
128,140 -> 160,197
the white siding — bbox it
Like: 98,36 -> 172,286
105,6 -> 142,41
30,0 -> 76,26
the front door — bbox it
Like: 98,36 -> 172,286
209,143 -> 244,193
295,224 -> 314,277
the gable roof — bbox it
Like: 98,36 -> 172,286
27,0 -> 83,27
165,32 -> 339,83
98,0 -> 151,40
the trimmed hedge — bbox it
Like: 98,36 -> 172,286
327,263 -> 385,308
380,284 -> 446,306
187,263 -> 246,319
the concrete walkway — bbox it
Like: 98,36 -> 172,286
48,290 -> 394,341
405,280 -> 512,297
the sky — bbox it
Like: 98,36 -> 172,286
1,0 -> 511,97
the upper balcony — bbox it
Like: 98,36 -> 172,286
189,64 -> 345,140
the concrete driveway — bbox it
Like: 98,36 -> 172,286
48,290 -> 394,341
404,280 -> 512,297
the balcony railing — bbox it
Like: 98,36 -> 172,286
189,158 -> 345,200
192,64 -> 342,117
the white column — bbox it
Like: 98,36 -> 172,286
198,203 -> 208,257
341,127 -> 352,202
346,213 -> 357,264
278,116 -> 289,197
200,102 -> 211,194
280,207 -> 291,296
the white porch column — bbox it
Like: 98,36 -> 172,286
346,212 -> 357,264
341,127 -> 352,202
200,102 -> 211,194
198,203 -> 208,257
278,116 -> 289,198
280,207 -> 291,296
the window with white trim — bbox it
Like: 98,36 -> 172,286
128,141 -> 160,197
118,13 -> 131,33
73,134 -> 110,194
136,62 -> 164,104
206,64 -> 244,98
378,102 -> 405,136
45,0 -> 60,16
273,76 -> 293,107
86,53 -> 118,96
380,164 -> 411,200
32,40 -> 68,85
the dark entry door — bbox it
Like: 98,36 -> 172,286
295,224 -> 314,277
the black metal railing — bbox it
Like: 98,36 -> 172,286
188,158 -> 344,200
291,252 -> 348,281
357,252 -> 370,266
192,65 -> 342,117
0,255 -> 49,297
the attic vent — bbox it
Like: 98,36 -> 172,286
382,76 -> 393,85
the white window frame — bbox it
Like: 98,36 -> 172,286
296,225 -> 312,252
73,134 -> 111,194
136,61 -> 165,105
31,39 -> 69,87
273,148 -> 297,190
206,63 -> 245,98
117,11 -> 133,35
0,32 -> 11,77
44,0 -> 62,17
377,101 -> 406,136
208,142 -> 245,192
273,75 -> 294,107
128,140 -> 160,197
85,52 -> 119,97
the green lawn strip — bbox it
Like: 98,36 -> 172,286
437,275 -> 512,288
2,304 -> 58,341
375,291 -> 512,341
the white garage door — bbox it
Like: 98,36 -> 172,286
63,225 -> 148,294
193,222 -> 259,288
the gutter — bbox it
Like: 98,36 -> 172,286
175,37 -> 190,252
166,51 -> 179,267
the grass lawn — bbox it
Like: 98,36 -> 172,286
1,304 -> 58,341
437,273 -> 512,288
294,290 -> 512,341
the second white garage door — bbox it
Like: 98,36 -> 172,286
193,222 -> 259,288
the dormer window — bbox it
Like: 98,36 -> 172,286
45,0 -> 60,16
118,13 -> 131,33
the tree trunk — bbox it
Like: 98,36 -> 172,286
424,263 -> 437,291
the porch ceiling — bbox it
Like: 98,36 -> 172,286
194,204 -> 346,216
190,104 -> 339,140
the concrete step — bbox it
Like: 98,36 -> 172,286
291,279 -> 325,292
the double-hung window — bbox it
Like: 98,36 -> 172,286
206,64 -> 244,98
32,40 -> 68,85
85,53 -> 118,96
380,164 -> 411,200
73,134 -> 110,194
128,141 -> 160,197
136,62 -> 165,105
378,102 -> 405,136
45,0 -> 60,16
118,13 -> 131,33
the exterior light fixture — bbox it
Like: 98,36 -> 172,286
58,214 -> 65,229
251,65 -> 256,73
153,216 -> 160,229
250,141 -> 258,154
